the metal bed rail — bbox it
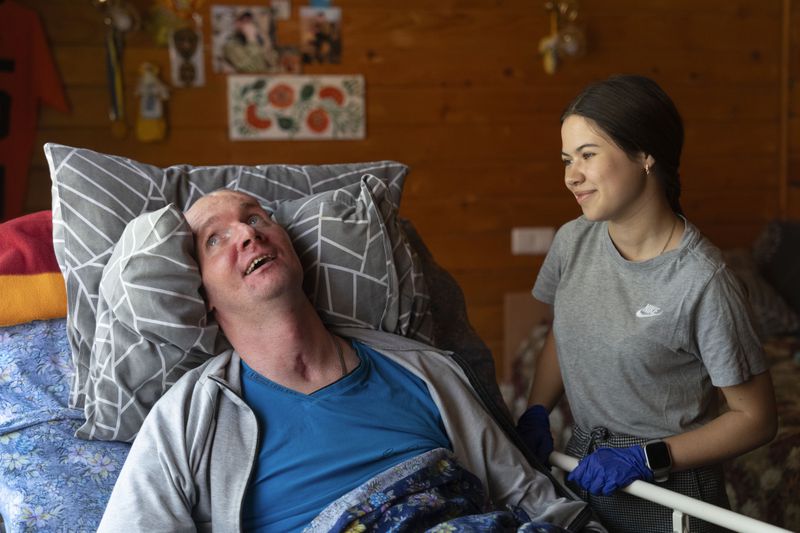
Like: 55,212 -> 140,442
550,451 -> 793,533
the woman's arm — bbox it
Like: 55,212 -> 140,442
527,329 -> 565,412
567,370 -> 777,496
665,370 -> 777,471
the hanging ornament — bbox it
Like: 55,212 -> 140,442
93,0 -> 140,138
105,27 -> 127,138
135,62 -> 170,142
144,0 -> 206,87
538,1 -> 586,75
147,0 -> 206,46
169,16 -> 206,87
538,3 -> 560,75
161,0 -> 206,21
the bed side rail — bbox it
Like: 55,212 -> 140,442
550,451 -> 792,533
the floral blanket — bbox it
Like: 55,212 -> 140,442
0,320 -> 131,532
304,448 -> 569,533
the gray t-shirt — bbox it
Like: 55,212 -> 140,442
533,216 -> 767,439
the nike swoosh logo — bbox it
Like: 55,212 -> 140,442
636,305 -> 663,318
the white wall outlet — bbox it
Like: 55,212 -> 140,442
511,226 -> 555,255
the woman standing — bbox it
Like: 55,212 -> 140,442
517,75 -> 777,532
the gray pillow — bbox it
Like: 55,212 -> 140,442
44,143 -> 425,412
85,175 -> 430,442
273,176 -> 403,331
85,205 -> 222,441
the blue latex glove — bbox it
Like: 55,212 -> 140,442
516,404 -> 554,466
567,446 -> 654,496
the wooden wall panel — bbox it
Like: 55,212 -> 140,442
789,0 -> 800,219
15,0 -> 794,380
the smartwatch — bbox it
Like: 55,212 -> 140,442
642,440 -> 672,483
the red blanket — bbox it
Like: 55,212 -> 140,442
0,210 -> 66,325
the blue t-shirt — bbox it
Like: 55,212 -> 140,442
239,340 -> 452,532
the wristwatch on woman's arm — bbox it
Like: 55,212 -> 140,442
642,440 -> 672,482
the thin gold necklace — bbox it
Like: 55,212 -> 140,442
659,216 -> 678,255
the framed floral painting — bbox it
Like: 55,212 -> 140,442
228,74 -> 365,140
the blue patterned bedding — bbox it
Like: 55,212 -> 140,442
305,448 -> 569,533
0,319 -> 130,532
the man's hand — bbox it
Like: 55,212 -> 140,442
516,404 -> 554,466
567,446 -> 654,496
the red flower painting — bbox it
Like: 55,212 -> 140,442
306,108 -> 330,133
268,83 -> 295,108
229,74 -> 365,140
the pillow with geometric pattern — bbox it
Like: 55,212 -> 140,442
80,175 -> 420,442
45,144 -> 430,414
81,205 -> 219,441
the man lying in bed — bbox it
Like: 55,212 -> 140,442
98,189 -> 605,533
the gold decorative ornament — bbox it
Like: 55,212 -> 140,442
539,1 -> 586,75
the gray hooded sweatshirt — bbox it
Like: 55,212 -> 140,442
98,328 -> 604,532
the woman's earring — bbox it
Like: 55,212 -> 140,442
644,164 -> 651,175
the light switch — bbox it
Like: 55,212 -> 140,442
511,227 -> 555,255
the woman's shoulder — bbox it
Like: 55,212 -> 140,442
672,220 -> 746,298
680,220 -> 726,273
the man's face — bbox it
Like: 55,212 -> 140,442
185,190 -> 303,321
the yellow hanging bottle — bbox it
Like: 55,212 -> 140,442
135,62 -> 170,142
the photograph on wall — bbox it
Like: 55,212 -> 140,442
271,0 -> 291,20
228,74 -> 365,140
169,24 -> 206,87
299,6 -> 341,64
276,46 -> 302,74
211,5 -> 279,73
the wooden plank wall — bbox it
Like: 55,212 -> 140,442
788,0 -> 800,219
18,0 -> 796,378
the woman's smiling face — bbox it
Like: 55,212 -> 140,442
560,115 -> 653,222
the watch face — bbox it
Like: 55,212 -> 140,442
645,441 -> 671,469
